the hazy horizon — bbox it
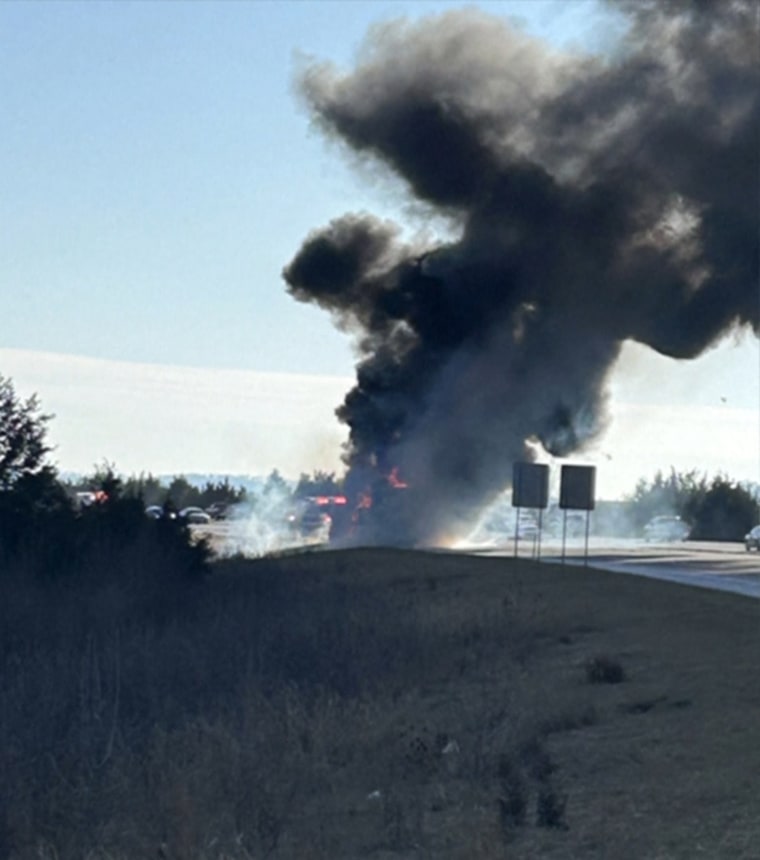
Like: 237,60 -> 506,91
3,342 -> 757,502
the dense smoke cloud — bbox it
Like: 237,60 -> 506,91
283,0 -> 759,545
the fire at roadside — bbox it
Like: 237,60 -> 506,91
192,478 -> 419,555
282,0 -> 759,548
281,477 -> 415,548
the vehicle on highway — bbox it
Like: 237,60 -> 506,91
74,490 -> 109,509
145,504 -> 177,520
205,501 -> 230,520
744,525 -> 760,551
643,515 -> 690,542
513,513 -> 539,540
179,506 -> 212,524
288,495 -> 347,539
299,503 -> 330,534
76,491 -> 98,509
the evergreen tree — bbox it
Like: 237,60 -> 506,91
0,374 -> 53,490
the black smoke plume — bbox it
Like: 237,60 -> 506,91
283,0 -> 759,546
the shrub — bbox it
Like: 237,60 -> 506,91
536,785 -> 569,830
585,655 -> 625,684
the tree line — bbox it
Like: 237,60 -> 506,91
623,468 -> 758,541
0,373 -> 354,581
1,372 -> 757,569
63,465 -> 344,514
0,375 -> 209,583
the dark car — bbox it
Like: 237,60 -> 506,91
289,500 -> 330,535
145,504 -> 177,520
288,495 -> 347,539
205,501 -> 230,520
745,525 -> 760,551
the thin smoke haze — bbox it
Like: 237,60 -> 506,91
283,0 -> 759,546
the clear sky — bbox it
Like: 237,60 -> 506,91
1,0 -> 758,500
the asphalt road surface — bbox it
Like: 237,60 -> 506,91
196,522 -> 760,599
475,538 -> 760,599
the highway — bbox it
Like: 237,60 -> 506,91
474,538 -> 760,599
195,522 -> 760,599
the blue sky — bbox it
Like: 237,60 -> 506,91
2,0 -> 625,374
1,0 -> 757,497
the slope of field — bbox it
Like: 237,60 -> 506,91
2,548 -> 758,858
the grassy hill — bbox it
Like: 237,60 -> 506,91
2,548 -> 758,858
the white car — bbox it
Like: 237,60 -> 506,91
643,515 -> 690,542
179,506 -> 211,524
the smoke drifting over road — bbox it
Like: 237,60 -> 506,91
283,0 -> 759,546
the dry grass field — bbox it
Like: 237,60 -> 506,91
2,547 -> 759,859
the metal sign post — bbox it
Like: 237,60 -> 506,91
512,462 -> 549,561
559,464 -> 597,566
